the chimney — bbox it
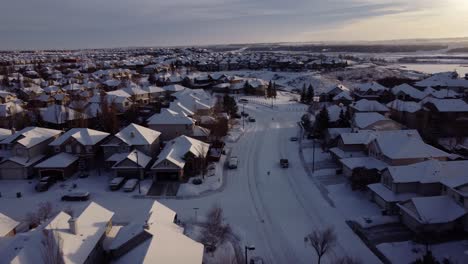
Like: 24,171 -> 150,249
68,217 -> 78,235
143,220 -> 149,230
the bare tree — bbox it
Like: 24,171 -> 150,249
305,227 -> 337,264
41,229 -> 64,264
201,205 -> 231,248
37,202 -> 55,222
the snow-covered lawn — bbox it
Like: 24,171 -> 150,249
177,160 -> 224,197
328,183 -> 381,219
378,240 -> 468,264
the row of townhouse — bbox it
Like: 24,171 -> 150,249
0,123 -> 210,184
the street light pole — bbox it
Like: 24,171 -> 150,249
312,139 -> 316,173
193,207 -> 199,222
135,150 -> 141,194
242,102 -> 245,130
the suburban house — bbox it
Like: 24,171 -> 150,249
332,91 -> 353,106
349,99 -> 389,115
421,98 -> 468,138
41,104 -> 89,128
151,135 -> 210,182
351,112 -> 403,131
0,127 -> 62,179
386,100 -> 425,131
101,123 -> 161,160
319,84 -> 349,102
0,213 -> 19,237
0,202 -> 114,264
367,130 -> 450,166
147,108 -> 195,141
109,201 -> 204,264
172,88 -> 215,116
398,195 -> 466,234
353,82 -> 392,102
49,128 -> 110,171
108,150 -> 152,179
34,152 -> 79,179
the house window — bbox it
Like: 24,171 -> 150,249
86,146 -> 93,153
54,147 -> 60,153
76,145 -> 82,153
65,145 -> 72,153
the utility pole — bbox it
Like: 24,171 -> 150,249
312,139 -> 316,173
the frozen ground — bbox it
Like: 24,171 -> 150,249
378,240 -> 468,264
0,93 -> 380,263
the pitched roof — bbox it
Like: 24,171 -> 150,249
351,99 -> 389,112
116,123 -> 161,146
422,98 -> 468,112
147,108 -> 194,125
34,152 -> 79,169
399,196 -> 466,224
1,127 -> 62,148
50,128 -> 110,146
386,100 -> 422,113
110,150 -> 152,169
353,112 -> 389,129
152,136 -> 209,169
0,213 -> 19,236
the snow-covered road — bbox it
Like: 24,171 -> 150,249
167,97 -> 381,263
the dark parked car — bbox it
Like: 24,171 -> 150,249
241,111 -> 249,117
248,117 -> 256,122
35,176 -> 57,192
290,137 -> 299,141
280,159 -> 289,168
61,192 -> 90,201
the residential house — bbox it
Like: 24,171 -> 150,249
109,201 -> 203,264
101,123 -> 161,160
353,82 -> 391,102
319,84 -> 349,102
421,98 -> 468,138
0,202 -> 114,264
0,127 -> 62,179
147,108 -> 195,141
109,149 -> 152,179
49,128 -> 110,171
352,112 -> 403,131
151,135 -> 209,182
349,99 -> 389,115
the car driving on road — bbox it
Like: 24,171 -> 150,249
228,156 -> 239,169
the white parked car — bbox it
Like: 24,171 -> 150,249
228,156 -> 239,169
123,179 -> 138,192
109,177 -> 126,191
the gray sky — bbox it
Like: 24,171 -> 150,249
1,0 -> 467,50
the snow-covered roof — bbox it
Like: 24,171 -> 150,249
368,183 -> 419,203
111,150 -> 152,169
112,201 -> 203,264
373,131 -> 450,160
169,101 -> 195,116
147,108 -> 194,125
386,160 -> 468,185
1,126 -> 62,148
50,128 -> 110,146
0,213 -> 19,236
386,100 -> 422,113
353,112 -> 389,129
2,202 -> 114,264
340,157 -> 387,171
332,91 -> 353,101
399,196 -> 466,224
422,98 -> 468,112
0,128 -> 12,141
391,84 -> 425,100
162,84 -> 186,92
41,104 -> 87,124
34,152 -> 78,168
152,135 -> 209,169
351,99 -> 389,112
355,82 -> 387,93
45,202 -> 114,264
116,123 -> 161,146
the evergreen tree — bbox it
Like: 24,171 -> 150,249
148,74 -> 157,85
315,106 -> 330,137
266,80 -> 272,98
300,84 -> 306,103
338,109 -> 350,127
307,84 -> 314,104
223,95 -> 238,116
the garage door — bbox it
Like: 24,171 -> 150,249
0,168 -> 25,180
39,170 -> 64,180
116,171 -> 138,179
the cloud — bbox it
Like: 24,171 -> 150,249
0,0 -> 465,49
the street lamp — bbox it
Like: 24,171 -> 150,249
134,150 -> 142,194
244,245 -> 255,264
193,207 -> 199,222
242,102 -> 246,130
